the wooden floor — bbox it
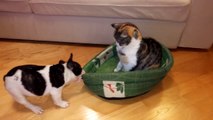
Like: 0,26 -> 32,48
0,40 -> 213,120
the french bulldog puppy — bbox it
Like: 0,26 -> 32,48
3,53 -> 84,114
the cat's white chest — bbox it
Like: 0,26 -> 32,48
116,38 -> 140,71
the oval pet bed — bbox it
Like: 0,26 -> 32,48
82,44 -> 174,98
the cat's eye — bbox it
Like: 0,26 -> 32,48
121,31 -> 128,38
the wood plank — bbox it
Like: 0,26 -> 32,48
0,40 -> 212,120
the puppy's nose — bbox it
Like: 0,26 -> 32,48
81,70 -> 85,75
75,70 -> 85,82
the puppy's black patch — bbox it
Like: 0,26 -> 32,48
66,53 -> 82,76
21,69 -> 46,96
49,64 -> 65,88
59,60 -> 65,64
4,65 -> 46,96
67,61 -> 82,76
3,65 -> 45,81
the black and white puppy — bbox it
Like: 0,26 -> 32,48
3,53 -> 84,114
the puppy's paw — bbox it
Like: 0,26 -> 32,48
30,105 -> 44,114
57,101 -> 69,108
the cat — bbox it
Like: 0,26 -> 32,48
111,22 -> 162,72
3,53 -> 84,114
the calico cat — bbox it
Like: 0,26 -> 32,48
112,22 -> 162,72
3,53 -> 84,114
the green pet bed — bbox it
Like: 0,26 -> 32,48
82,44 -> 173,98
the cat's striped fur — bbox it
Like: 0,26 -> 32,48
112,22 -> 162,72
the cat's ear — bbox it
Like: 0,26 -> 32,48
59,60 -> 65,64
68,53 -> 73,62
111,23 -> 121,29
133,29 -> 138,39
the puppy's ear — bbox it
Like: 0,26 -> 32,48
68,53 -> 73,62
111,23 -> 121,29
59,60 -> 65,64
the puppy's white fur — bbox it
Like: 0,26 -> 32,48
4,63 -> 82,114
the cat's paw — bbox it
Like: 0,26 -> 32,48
56,101 -> 69,108
114,68 -> 120,72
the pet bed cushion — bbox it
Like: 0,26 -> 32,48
82,44 -> 173,98
29,0 -> 190,22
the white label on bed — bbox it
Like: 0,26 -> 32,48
103,81 -> 125,98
